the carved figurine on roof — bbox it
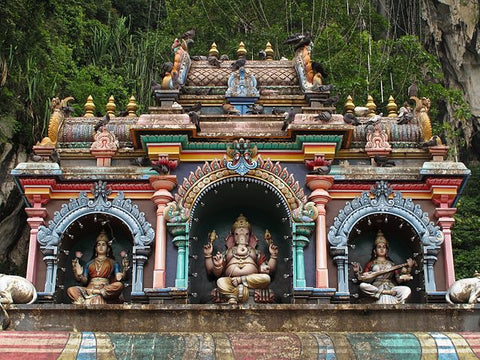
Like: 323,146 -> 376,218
161,30 -> 193,90
36,96 -> 74,147
225,42 -> 260,113
408,82 -> 433,142
287,33 -> 331,93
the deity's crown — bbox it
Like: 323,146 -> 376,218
96,229 -> 109,243
375,230 -> 388,245
232,214 -> 251,232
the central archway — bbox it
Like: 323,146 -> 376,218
188,176 -> 293,303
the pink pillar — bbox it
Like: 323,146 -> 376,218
434,207 -> 457,288
25,204 -> 48,284
150,175 -> 177,288
306,175 -> 334,288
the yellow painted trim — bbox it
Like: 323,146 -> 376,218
329,191 -> 434,201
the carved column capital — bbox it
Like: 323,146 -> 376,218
434,207 -> 457,228
306,175 -> 333,204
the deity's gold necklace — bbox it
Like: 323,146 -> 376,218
94,257 -> 106,276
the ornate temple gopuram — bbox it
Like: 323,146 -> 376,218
6,38 -> 480,359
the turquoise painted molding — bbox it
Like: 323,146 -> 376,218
140,134 -> 343,153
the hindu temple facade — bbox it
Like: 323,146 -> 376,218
11,39 -> 471,309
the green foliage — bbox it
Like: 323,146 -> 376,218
0,0 -> 477,279
452,165 -> 480,279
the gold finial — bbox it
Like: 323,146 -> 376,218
265,42 -> 274,60
237,41 -> 247,59
209,42 -> 219,58
106,95 -> 116,118
126,96 -> 138,117
365,95 -> 377,117
386,95 -> 398,117
84,95 -> 96,117
344,95 -> 355,114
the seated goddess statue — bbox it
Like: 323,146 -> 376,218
67,230 -> 129,305
352,230 -> 415,304
204,214 -> 278,304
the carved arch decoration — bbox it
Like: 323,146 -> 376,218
175,155 -> 307,212
166,155 -> 315,292
37,181 -> 155,296
327,181 -> 444,295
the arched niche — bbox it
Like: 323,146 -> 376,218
55,213 -> 134,303
37,181 -> 155,299
167,156 -> 313,304
188,176 -> 293,304
327,181 -> 444,297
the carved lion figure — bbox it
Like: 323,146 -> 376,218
445,274 -> 480,304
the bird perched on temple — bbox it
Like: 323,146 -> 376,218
321,95 -> 339,107
231,58 -> 246,70
312,84 -> 334,92
189,102 -> 202,113
421,135 -> 442,148
284,32 -> 312,51
222,103 -> 241,115
220,54 -> 229,61
247,104 -> 264,114
94,113 -> 110,132
374,154 -> 395,167
191,55 -> 207,61
312,61 -> 328,80
188,111 -> 201,132
313,110 -> 332,122
365,113 -> 383,127
151,163 -> 170,175
343,113 -> 360,125
180,29 -> 195,50
408,82 -> 418,98
281,107 -> 295,131
208,56 -> 221,67
305,156 -> 332,175
397,102 -> 414,125
151,79 -> 162,92
271,107 -> 284,115
354,106 -> 369,117
131,156 -> 151,167
49,149 -> 60,165
308,165 -> 332,175
258,50 -> 267,60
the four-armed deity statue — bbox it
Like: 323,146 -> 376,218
67,230 -> 129,305
352,230 -> 415,304
204,214 -> 278,304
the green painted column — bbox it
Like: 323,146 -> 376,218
167,222 -> 189,289
292,222 -> 314,288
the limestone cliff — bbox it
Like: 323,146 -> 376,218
420,0 -> 480,160
0,143 -> 29,274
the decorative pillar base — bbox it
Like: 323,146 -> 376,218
428,145 -> 449,162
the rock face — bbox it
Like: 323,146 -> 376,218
0,143 -> 29,274
419,0 -> 480,159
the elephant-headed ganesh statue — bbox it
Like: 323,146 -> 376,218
203,214 -> 279,304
